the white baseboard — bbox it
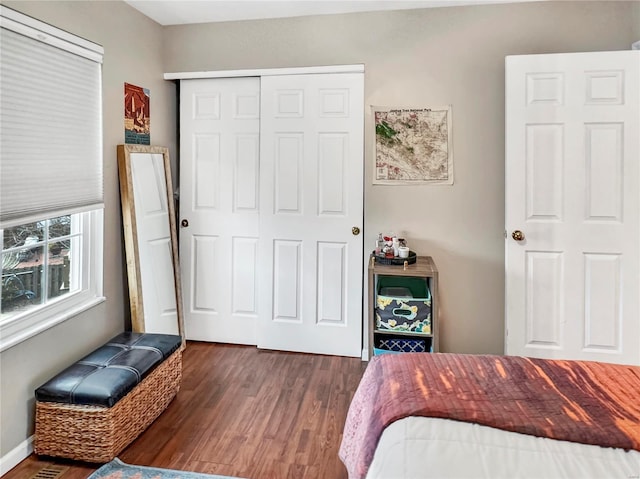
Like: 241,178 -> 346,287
361,347 -> 369,361
0,435 -> 33,476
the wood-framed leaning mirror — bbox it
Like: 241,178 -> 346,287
117,144 -> 184,339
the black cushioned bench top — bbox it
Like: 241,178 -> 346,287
35,332 -> 182,407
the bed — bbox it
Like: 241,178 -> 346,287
339,353 -> 640,479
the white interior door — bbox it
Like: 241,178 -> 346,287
505,51 -> 640,365
130,152 -> 179,335
258,73 -> 364,357
180,77 -> 261,344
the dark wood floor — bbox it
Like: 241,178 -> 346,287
5,342 -> 367,479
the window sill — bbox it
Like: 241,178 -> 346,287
0,295 -> 106,353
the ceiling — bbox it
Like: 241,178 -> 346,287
124,0 -> 541,26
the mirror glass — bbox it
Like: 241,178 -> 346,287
117,144 -> 184,337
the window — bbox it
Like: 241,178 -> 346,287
2,215 -> 81,317
0,211 -> 103,351
0,6 -> 105,351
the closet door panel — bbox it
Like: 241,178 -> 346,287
180,77 -> 260,344
258,73 -> 364,357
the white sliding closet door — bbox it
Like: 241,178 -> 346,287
258,73 -> 364,357
180,77 -> 261,344
179,70 -> 364,357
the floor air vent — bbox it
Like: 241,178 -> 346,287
29,465 -> 68,479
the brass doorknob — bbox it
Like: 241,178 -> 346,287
181,219 -> 189,228
512,230 -> 525,241
352,227 -> 360,236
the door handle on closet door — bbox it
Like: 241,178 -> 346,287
511,230 -> 525,241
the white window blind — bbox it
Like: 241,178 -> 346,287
0,6 -> 104,228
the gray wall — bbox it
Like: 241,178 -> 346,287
0,0 -> 176,459
163,1 -> 636,356
634,2 -> 640,41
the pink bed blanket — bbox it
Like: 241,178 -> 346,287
339,353 -> 640,479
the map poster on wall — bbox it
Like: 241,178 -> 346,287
124,82 -> 150,145
373,105 -> 453,185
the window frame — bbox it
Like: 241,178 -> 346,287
0,210 -> 104,352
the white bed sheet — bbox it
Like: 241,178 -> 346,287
366,417 -> 640,479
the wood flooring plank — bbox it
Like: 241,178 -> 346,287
5,342 -> 367,479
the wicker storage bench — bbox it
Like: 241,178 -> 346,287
34,332 -> 183,463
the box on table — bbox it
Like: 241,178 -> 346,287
376,276 -> 432,334
373,333 -> 432,355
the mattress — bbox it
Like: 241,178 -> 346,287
367,417 -> 640,479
